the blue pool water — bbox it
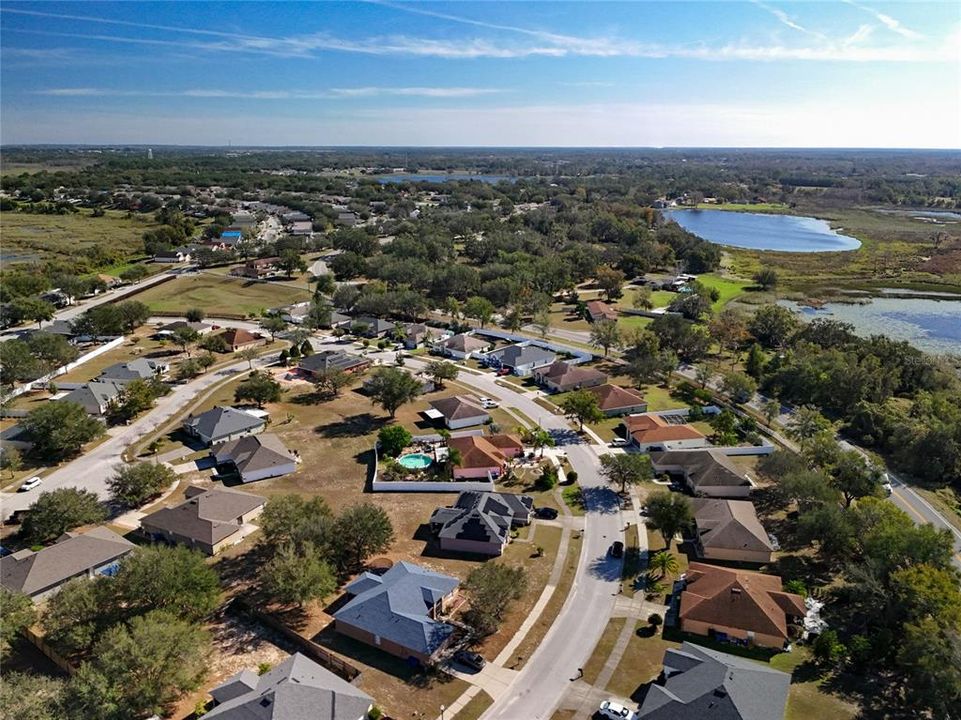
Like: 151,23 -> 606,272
397,453 -> 433,469
221,230 -> 242,238
663,209 -> 861,253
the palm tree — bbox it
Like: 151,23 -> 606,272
648,550 -> 679,579
520,426 -> 554,458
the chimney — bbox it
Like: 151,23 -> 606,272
730,587 -> 742,598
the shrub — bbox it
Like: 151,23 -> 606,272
784,579 -> 807,596
537,464 -> 558,490
648,613 -> 663,626
566,469 -> 578,484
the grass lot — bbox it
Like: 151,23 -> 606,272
0,208 -> 159,263
561,485 -> 586,515
616,314 -> 652,333
697,273 -> 751,311
512,532 -> 583,670
582,616 -> 628,685
645,527 -> 690,579
453,690 -> 494,720
606,621 -> 678,699
709,202 -> 793,214
770,647 -> 858,720
620,523 -> 642,596
132,274 -> 311,317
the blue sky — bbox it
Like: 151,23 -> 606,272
2,1 -> 959,147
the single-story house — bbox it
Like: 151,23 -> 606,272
40,288 -> 75,308
586,300 -> 617,322
350,317 -> 397,339
484,343 -> 557,377
336,212 -> 358,227
298,350 -> 371,379
428,396 -> 489,430
233,257 -> 280,280
139,486 -> 266,556
429,491 -> 533,556
216,327 -> 264,352
678,562 -> 806,649
155,320 -> 213,337
533,361 -> 608,393
690,498 -> 775,564
154,246 -> 193,263
334,561 -> 459,665
447,434 -> 523,480
205,652 -> 373,720
289,220 -> 314,236
623,413 -> 708,452
60,380 -> 126,417
651,449 -> 753,498
212,433 -> 298,483
271,301 -> 311,325
435,333 -> 489,360
403,323 -> 430,349
183,405 -> 267,446
98,358 -> 168,383
0,527 -> 135,601
638,642 -> 790,720
587,384 -> 648,417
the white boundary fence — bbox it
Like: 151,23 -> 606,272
3,336 -> 125,400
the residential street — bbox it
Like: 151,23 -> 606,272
0,352 -> 279,520
404,359 -> 631,720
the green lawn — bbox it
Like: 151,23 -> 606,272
708,202 -> 792,214
132,274 -> 311,317
770,648 -> 858,720
452,691 -> 494,720
697,273 -> 751,310
616,314 -> 652,333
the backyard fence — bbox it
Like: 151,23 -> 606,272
227,597 -> 361,682
2,335 -> 126,401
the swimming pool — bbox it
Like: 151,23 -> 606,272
221,230 -> 242,239
397,453 -> 433,470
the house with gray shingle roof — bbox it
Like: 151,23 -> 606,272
139,486 -> 266,556
651,450 -> 753,498
205,652 -> 373,720
427,396 -> 489,430
638,642 -> 790,720
690,499 -> 775,564
183,406 -> 266,446
60,380 -> 126,417
99,358 -> 168,383
429,491 -> 533,556
212,433 -> 298,483
334,561 -> 459,665
484,343 -> 557,377
0,527 -> 134,601
298,350 -> 371,378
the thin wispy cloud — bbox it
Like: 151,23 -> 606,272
844,1 -> 925,40
32,86 -> 501,100
3,4 -> 951,64
752,1 -> 827,40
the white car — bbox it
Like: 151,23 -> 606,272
599,700 -> 637,720
481,400 -> 499,409
882,481 -> 894,496
18,476 -> 42,492
610,437 -> 629,447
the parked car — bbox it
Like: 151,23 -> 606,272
18,476 -> 42,492
481,399 -> 499,409
454,650 -> 486,672
497,367 -> 511,376
609,541 -> 625,559
882,481 -> 894,496
535,507 -> 559,520
609,437 -> 629,447
599,700 -> 637,720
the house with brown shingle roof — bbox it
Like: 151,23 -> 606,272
447,434 -> 521,480
428,396 -> 490,430
217,327 -> 264,352
690,499 -> 775,563
139,486 -> 266,555
651,449 -> 753,498
678,562 -> 805,649
0,527 -> 135,601
533,361 -> 608,393
623,413 -> 708,452
586,300 -> 618,322
587,384 -> 648,416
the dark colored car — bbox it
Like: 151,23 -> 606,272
454,650 -> 486,672
497,367 -> 512,376
535,507 -> 559,520
609,541 -> 625,559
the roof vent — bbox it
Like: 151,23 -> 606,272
714,688 -> 727,698
730,587 -> 742,596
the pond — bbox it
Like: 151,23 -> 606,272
778,297 -> 961,355
663,209 -> 861,252
376,174 -> 515,184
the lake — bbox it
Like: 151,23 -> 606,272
663,209 -> 861,252
376,174 -> 515,184
779,297 -> 961,355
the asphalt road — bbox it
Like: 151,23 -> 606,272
0,353 -> 278,520
404,360 -> 626,720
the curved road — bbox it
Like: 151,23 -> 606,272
404,359 -> 627,720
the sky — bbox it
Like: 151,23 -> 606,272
1,1 -> 959,147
